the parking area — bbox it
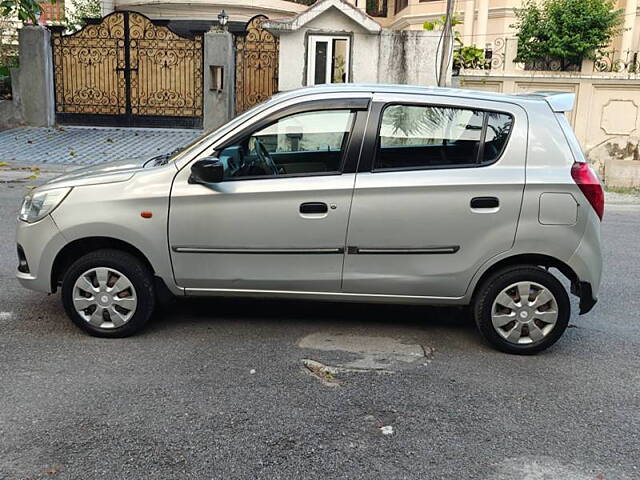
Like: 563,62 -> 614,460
0,127 -> 201,166
1,165 -> 639,479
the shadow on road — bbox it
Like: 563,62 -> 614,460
148,296 -> 476,338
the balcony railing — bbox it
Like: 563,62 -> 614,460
455,38 -> 508,73
594,50 -> 640,74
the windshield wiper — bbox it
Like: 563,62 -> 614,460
146,147 -> 183,167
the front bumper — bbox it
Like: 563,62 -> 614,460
16,215 -> 67,293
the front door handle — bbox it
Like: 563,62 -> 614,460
300,202 -> 328,214
471,197 -> 500,209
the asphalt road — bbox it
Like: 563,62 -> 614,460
1,165 -> 639,480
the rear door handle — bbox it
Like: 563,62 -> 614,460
470,197 -> 500,209
300,202 -> 328,214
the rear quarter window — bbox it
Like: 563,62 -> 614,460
375,104 -> 514,171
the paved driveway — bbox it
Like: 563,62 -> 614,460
0,127 -> 202,165
0,169 -> 639,479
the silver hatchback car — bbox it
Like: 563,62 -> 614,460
16,85 -> 603,354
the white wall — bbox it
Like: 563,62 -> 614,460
378,30 -> 442,86
276,8 -> 442,91
277,8 -> 379,91
459,73 -> 640,186
110,0 -> 305,22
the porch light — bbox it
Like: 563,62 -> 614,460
218,10 -> 229,28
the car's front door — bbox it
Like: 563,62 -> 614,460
343,93 -> 528,298
169,99 -> 368,292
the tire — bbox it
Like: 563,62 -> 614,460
473,266 -> 570,355
61,249 -> 156,338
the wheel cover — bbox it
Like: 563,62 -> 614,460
72,267 -> 138,329
491,281 -> 559,345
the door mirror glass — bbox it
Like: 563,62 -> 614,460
190,157 -> 224,184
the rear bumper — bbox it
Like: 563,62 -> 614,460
577,281 -> 597,314
566,210 -> 602,312
15,215 -> 67,293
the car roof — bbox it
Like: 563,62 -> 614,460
269,84 -> 574,112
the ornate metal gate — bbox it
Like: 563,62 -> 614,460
235,16 -> 279,114
51,12 -> 203,128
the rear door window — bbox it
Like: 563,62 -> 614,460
375,104 -> 513,170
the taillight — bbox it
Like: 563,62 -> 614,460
571,162 -> 604,220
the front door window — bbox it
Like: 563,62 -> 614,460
307,35 -> 350,86
217,109 -> 355,179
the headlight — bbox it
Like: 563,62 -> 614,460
19,187 -> 71,223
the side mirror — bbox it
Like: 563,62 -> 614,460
190,157 -> 224,184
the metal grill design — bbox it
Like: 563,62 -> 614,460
235,16 -> 279,114
52,11 -> 203,127
52,13 -> 126,116
594,50 -> 640,74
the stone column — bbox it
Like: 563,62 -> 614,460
18,25 -> 55,127
203,29 -> 235,131
621,0 -> 638,54
475,0 -> 489,49
462,0 -> 475,46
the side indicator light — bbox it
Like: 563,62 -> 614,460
141,211 -> 153,219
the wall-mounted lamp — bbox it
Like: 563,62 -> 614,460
218,9 -> 229,30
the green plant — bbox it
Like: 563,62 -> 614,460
512,0 -> 624,68
424,13 -> 470,71
64,0 -> 100,32
0,19 -> 18,97
454,45 -> 487,70
0,0 -> 55,24
423,14 -> 462,32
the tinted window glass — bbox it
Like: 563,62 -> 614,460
376,104 -> 513,170
314,41 -> 328,85
218,109 -> 355,179
483,112 -> 513,163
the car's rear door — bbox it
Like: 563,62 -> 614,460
342,93 -> 528,298
168,98 -> 369,292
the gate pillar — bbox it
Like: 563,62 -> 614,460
203,29 -> 235,131
18,26 -> 55,127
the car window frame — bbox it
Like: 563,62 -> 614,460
212,99 -> 370,182
369,101 -> 515,173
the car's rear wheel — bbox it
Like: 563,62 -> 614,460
61,249 -> 155,337
473,266 -> 570,354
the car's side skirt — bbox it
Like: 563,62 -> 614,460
183,287 -> 467,305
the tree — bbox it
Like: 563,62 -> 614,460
0,0 -> 54,24
513,0 -> 623,68
65,0 -> 100,32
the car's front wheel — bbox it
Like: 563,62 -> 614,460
61,249 -> 155,337
473,266 -> 570,354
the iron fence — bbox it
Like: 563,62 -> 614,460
456,38 -> 508,72
523,57 -> 581,72
594,50 -> 640,74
